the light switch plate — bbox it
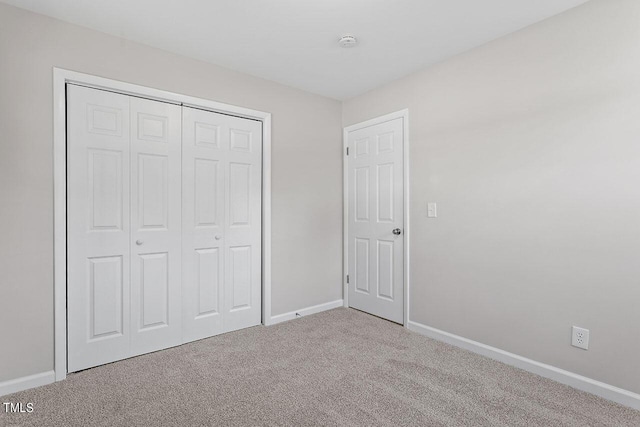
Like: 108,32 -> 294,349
427,202 -> 437,218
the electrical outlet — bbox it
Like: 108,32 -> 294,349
571,326 -> 589,350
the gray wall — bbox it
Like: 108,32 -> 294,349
343,0 -> 640,394
2,0 -> 639,397
0,3 -> 343,383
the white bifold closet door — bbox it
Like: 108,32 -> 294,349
67,86 -> 133,371
182,107 -> 262,342
67,85 -> 261,373
129,96 -> 183,356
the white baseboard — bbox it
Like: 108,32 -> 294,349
407,321 -> 640,411
0,370 -> 55,397
267,299 -> 344,326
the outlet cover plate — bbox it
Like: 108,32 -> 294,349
571,326 -> 590,350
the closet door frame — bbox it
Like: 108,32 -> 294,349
53,68 -> 272,382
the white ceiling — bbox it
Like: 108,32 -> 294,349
2,0 -> 589,100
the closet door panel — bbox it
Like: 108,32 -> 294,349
130,97 -> 182,356
183,108 -> 262,339
67,85 -> 131,372
224,115 -> 262,333
68,84 -> 262,371
182,107 -> 225,342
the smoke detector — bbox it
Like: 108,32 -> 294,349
339,35 -> 358,48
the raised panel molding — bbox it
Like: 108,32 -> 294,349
194,159 -> 218,227
87,104 -> 122,136
230,246 -> 251,310
138,154 -> 168,229
355,167 -> 370,222
88,256 -> 124,340
229,163 -> 251,226
139,252 -> 169,330
376,163 -> 394,223
355,238 -> 370,294
88,149 -> 123,231
195,248 -> 220,318
230,129 -> 252,152
377,132 -> 394,154
195,122 -> 220,149
137,113 -> 168,142
377,240 -> 394,300
355,137 -> 369,158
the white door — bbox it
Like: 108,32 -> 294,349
182,107 -> 262,342
68,85 -> 262,372
67,85 -> 132,371
129,97 -> 182,356
68,86 -> 182,371
347,117 -> 404,323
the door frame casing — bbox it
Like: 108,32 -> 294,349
342,109 -> 410,326
53,68 -> 272,381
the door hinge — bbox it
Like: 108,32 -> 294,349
346,147 -> 349,156
346,274 -> 350,284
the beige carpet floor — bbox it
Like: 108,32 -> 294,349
1,308 -> 638,426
